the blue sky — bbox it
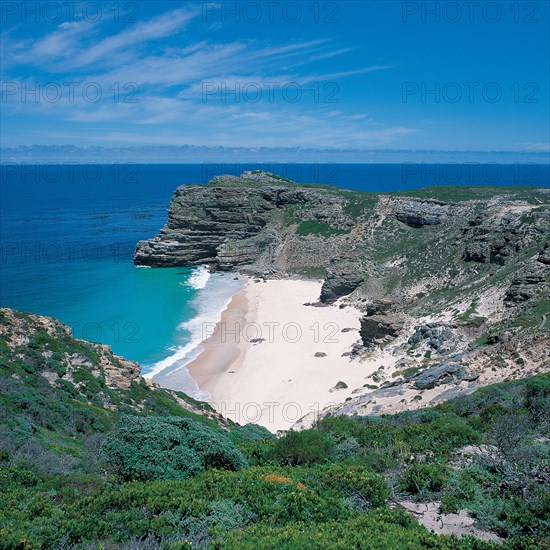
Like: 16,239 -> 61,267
1,0 -> 549,158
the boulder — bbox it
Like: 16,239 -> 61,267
408,322 -> 456,354
365,299 -> 397,316
414,355 -> 474,390
360,313 -> 404,346
393,198 -> 451,228
320,257 -> 365,303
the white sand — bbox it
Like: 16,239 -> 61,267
187,279 -> 383,431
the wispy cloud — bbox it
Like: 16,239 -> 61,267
75,7 -> 200,67
518,142 -> 550,152
0,5 -> 416,150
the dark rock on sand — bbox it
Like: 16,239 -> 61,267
320,257 -> 365,303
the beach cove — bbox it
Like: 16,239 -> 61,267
156,278 -> 391,431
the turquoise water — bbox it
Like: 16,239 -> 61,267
25,262 -> 200,366
0,164 -> 246,388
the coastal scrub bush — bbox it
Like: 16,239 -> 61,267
270,430 -> 332,466
210,507 -> 496,549
317,464 -> 390,508
102,416 -> 247,481
331,435 -> 362,460
229,423 -> 275,444
399,463 -> 452,496
237,439 -> 276,466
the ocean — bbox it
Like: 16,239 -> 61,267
1,163 -> 548,393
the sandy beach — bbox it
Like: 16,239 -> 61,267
182,278 -> 386,431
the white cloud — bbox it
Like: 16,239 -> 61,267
521,142 -> 550,152
1,6 -> 411,150
75,7 -> 200,67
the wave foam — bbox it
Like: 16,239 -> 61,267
187,265 -> 210,289
143,272 -> 244,400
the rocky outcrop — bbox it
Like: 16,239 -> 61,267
134,177 -> 330,269
319,257 -> 365,303
295,329 -> 549,428
408,322 -> 457,355
135,185 -> 270,267
100,351 -> 141,390
365,299 -> 398,316
0,307 -> 141,392
462,229 -> 520,265
504,260 -> 549,305
537,243 -> 550,265
414,356 -> 475,390
462,208 -> 548,266
209,170 -> 295,186
360,314 -> 404,346
358,299 -> 405,346
393,198 -> 451,227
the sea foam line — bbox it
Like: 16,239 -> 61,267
144,268 -> 243,398
187,264 -> 210,289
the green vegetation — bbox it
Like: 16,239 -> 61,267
213,509 -> 487,549
250,170 -> 294,184
270,429 -> 333,466
1,309 -> 548,548
399,463 -> 452,495
393,185 -> 549,204
296,219 -> 351,237
103,416 -> 247,481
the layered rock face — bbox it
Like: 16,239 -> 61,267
320,257 -> 365,303
393,198 -> 451,227
359,300 -> 405,346
135,185 -> 268,267
462,208 -> 549,265
504,245 -> 550,305
134,177 -> 322,269
135,172 -> 549,321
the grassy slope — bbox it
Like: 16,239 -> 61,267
0,309 -> 223,477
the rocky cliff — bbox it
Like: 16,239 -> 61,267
136,172 -> 548,313
134,171 -> 349,271
0,308 -> 224,421
136,172 -> 549,419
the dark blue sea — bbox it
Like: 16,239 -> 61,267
1,163 -> 548,391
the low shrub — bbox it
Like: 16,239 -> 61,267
318,464 -> 390,507
229,423 -> 275,444
270,430 -> 332,466
102,416 -> 247,481
211,508 -> 493,549
400,463 -> 451,495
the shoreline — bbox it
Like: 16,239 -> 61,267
148,270 -> 245,398
185,286 -> 249,392
173,277 -> 383,431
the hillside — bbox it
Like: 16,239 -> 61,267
0,308 -> 548,548
135,171 -> 549,420
0,308 -> 230,476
